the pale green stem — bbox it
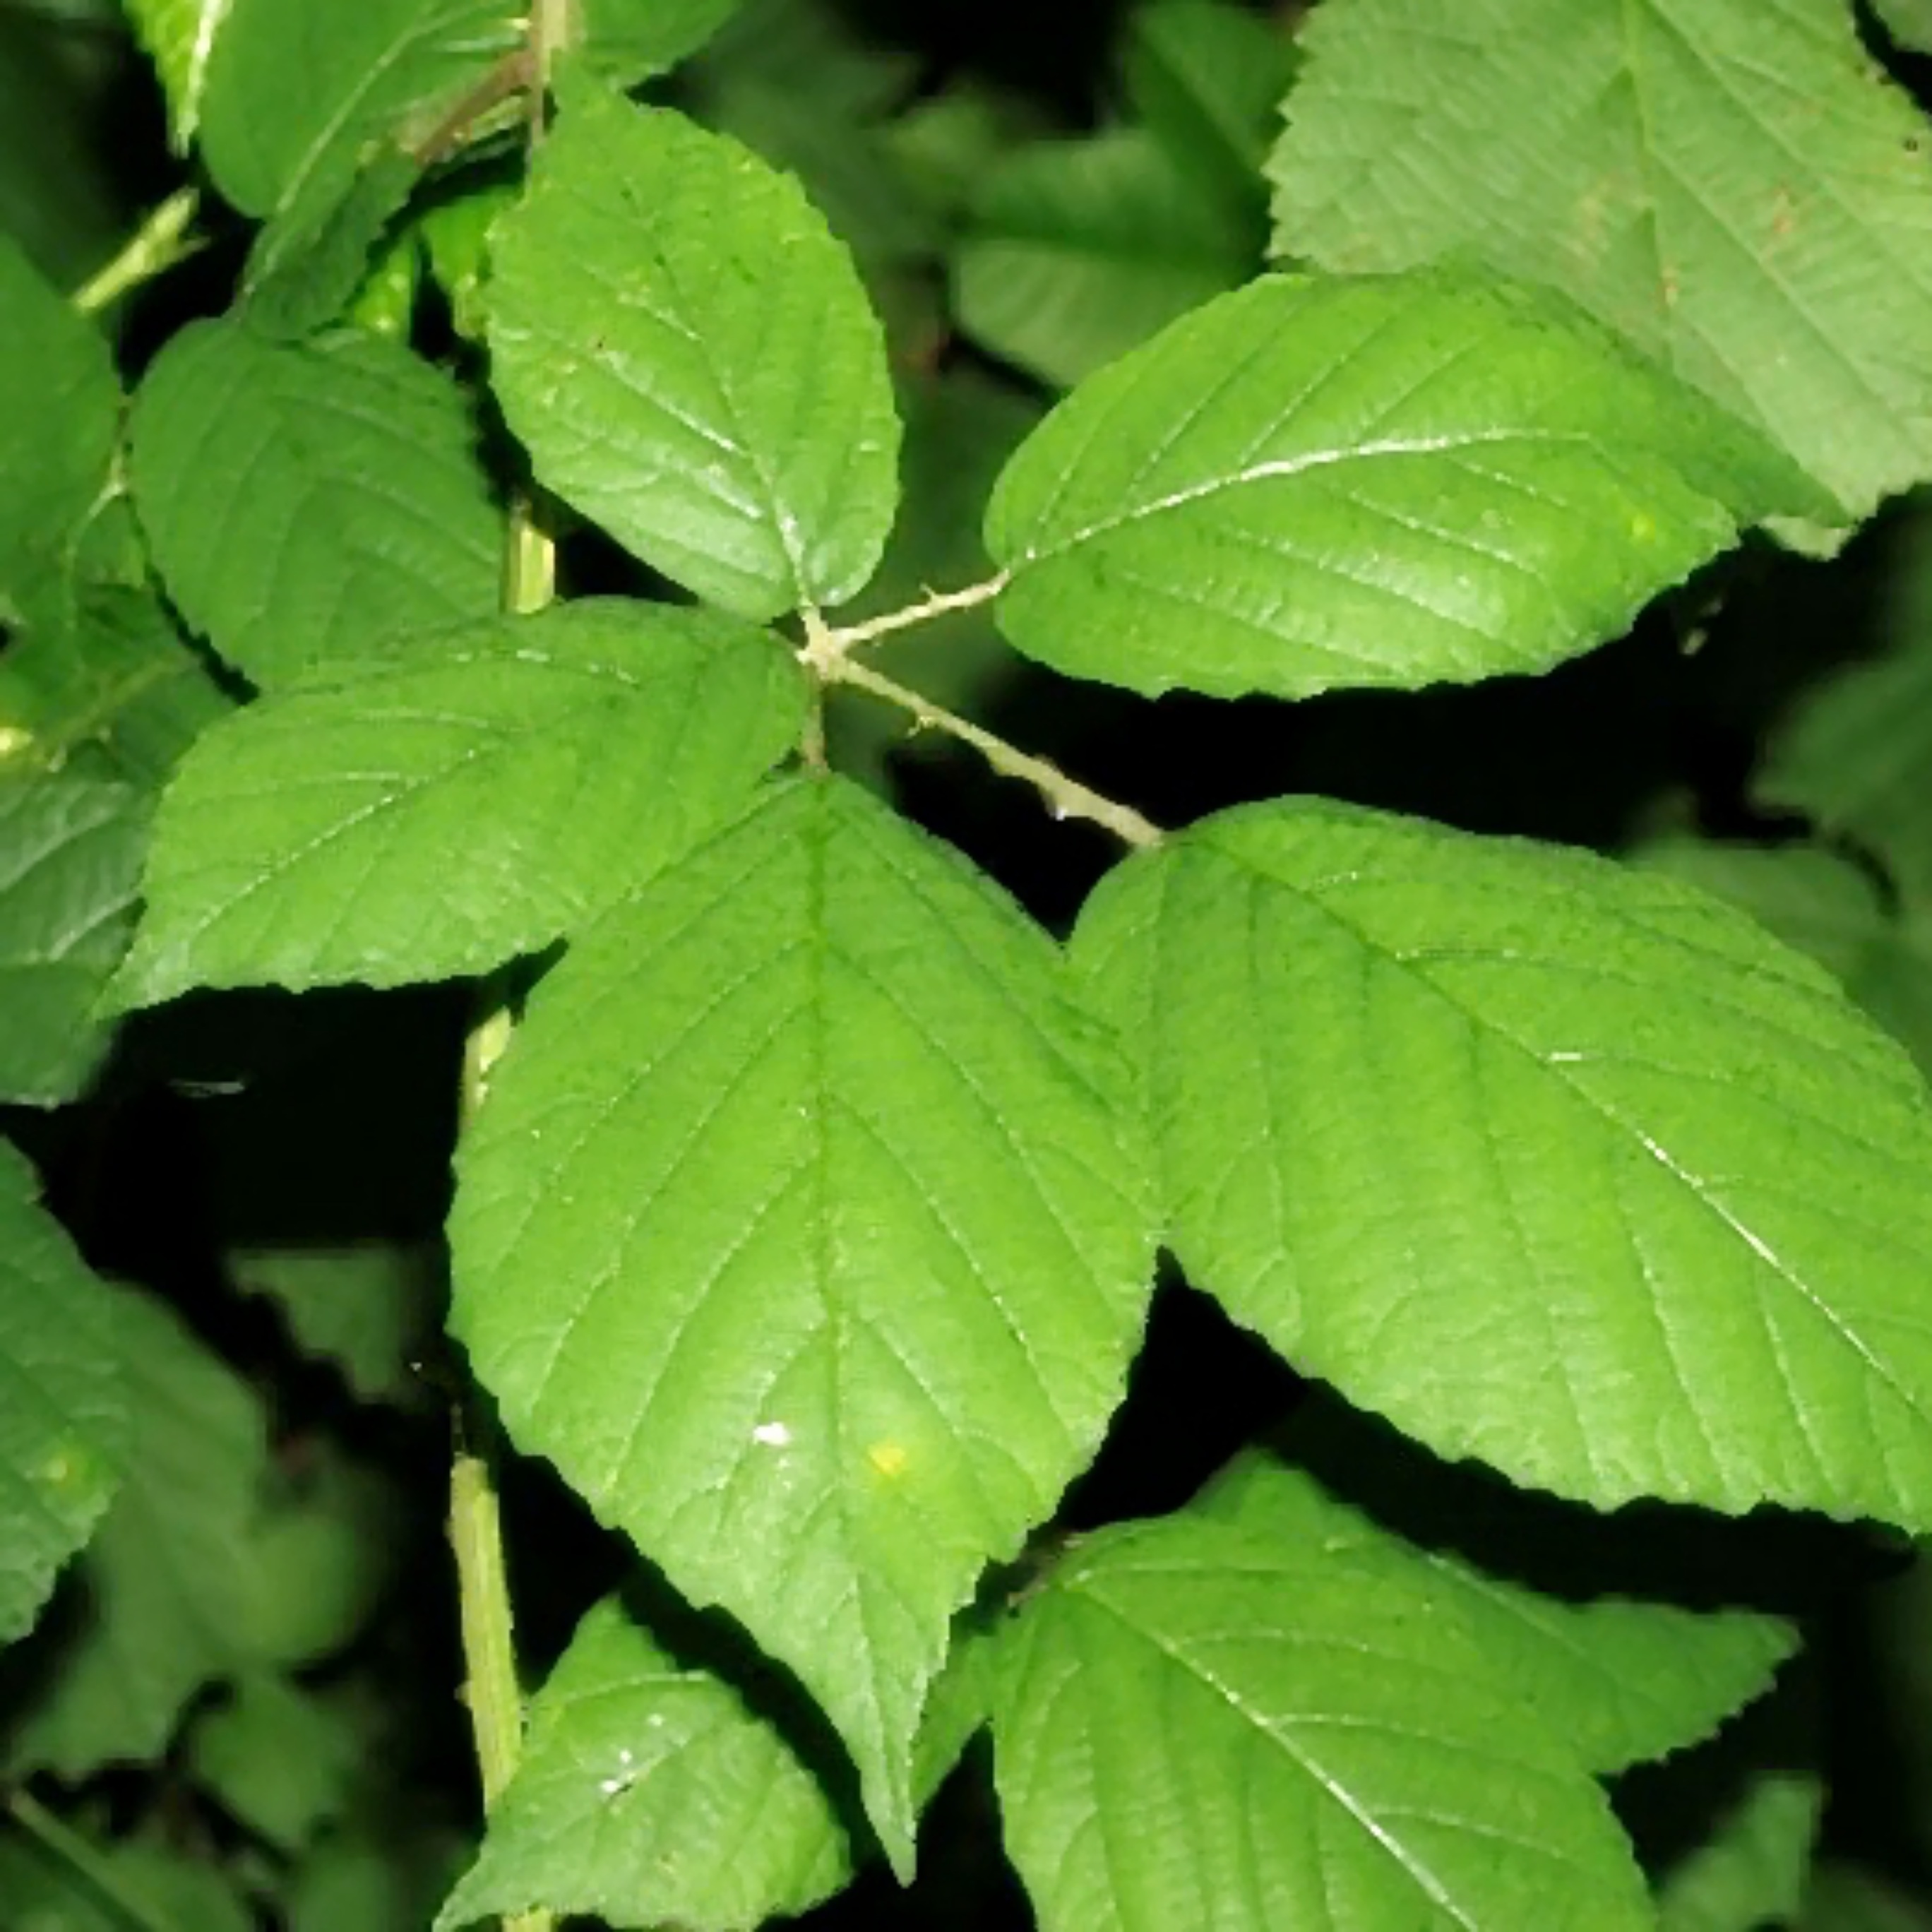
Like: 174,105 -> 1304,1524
70,187 -> 202,316
4,1789 -> 181,1932
816,572 -> 1009,655
824,653 -> 1162,849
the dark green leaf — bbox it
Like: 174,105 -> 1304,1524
436,1596 -> 849,1931
111,601 -> 804,1005
1073,797 -> 1932,1526
987,269 -> 1832,700
0,775 -> 145,1106
190,1671 -> 360,1853
579,0 -> 746,83
0,1140 -> 124,1648
129,319 -> 501,687
986,1515 -> 1651,1930
1656,1772 -> 1823,1931
487,83 -> 901,619
451,777 -> 1156,1868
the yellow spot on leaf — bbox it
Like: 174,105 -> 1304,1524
866,1441 -> 910,1480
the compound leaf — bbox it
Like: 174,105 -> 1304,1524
1198,1453 -> 1794,1775
986,269 -> 1831,700
1073,797 -> 1932,1527
450,777 -> 1155,1868
985,1515 -> 1651,1931
0,1140 -> 125,1649
129,318 -> 501,688
436,1596 -> 849,1931
487,83 -> 901,619
110,600 -> 804,1006
0,775 -> 145,1106
1268,0 -> 1932,520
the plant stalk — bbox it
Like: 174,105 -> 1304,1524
4,1789 -> 181,1932
69,186 -> 201,316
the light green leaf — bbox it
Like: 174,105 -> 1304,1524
110,600 -> 804,1006
1198,1453 -> 1794,1775
128,318 -> 502,688
1758,628 -> 1932,904
0,1140 -> 124,1649
420,176 -> 516,343
0,234 -> 117,609
579,0 -> 745,83
1268,0 -> 1932,521
123,0 -> 234,147
955,131 -> 1255,390
1121,0 -> 1297,208
436,1595 -> 848,1931
1071,796 -> 1932,1526
1634,837 -> 1932,1078
451,776 -> 1155,1868
487,83 -> 901,619
0,587 -> 234,788
986,1515 -> 1652,1931
5,1289 -> 387,1775
191,1671 -> 359,1853
229,1241 -> 441,1406
986,269 -> 1831,701
0,775 -> 145,1107
1656,1771 -> 1823,1931
197,0 -> 515,229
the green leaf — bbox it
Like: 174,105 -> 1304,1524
190,1671 -> 360,1853
1875,0 -> 1932,55
0,1140 -> 124,1649
0,234 -> 118,609
986,268 -> 1831,701
420,175 -> 515,343
1267,0 -> 1932,521
229,1241 -> 441,1406
579,0 -> 746,83
1197,1453 -> 1794,1776
128,318 -> 501,688
197,0 -> 515,230
450,776 -> 1155,1868
1071,796 -> 1932,1526
4,1289 -> 388,1775
110,600 -> 804,1006
1656,1771 -> 1823,1931
435,1595 -> 849,1931
954,131 -> 1256,390
0,1825 -> 254,1932
243,144 -> 424,342
985,1515 -> 1652,1931
1802,1864 -> 1932,1931
1758,631 -> 1932,905
1634,837 -> 1932,1079
0,775 -> 145,1106
0,586 -> 234,788
1121,0 -> 1297,208
487,83 -> 902,619
123,0 -> 234,147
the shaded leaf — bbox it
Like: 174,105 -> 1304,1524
0,1825 -> 253,1932
451,777 -> 1155,1868
129,319 -> 501,687
0,1140 -> 124,1648
1072,796 -> 1932,1525
487,83 -> 901,619
436,1596 -> 848,1931
1655,1771 -> 1823,1931
1198,1452 -> 1794,1776
986,1515 -> 1650,1931
1268,0 -> 1932,520
955,131 -> 1255,389
191,1671 -> 361,1853
580,0 -> 746,83
0,775 -> 145,1106
111,600 -> 804,1006
986,269 -> 1830,700
124,0 -> 234,147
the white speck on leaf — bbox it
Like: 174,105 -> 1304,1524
752,1420 -> 792,1447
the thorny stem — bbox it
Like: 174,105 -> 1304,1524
69,186 -> 202,316
4,1788 -> 181,1932
812,572 -> 1010,655
828,655 -> 1162,849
